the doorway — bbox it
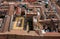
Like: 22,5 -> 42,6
28,18 -> 33,30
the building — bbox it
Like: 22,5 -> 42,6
0,0 -> 60,39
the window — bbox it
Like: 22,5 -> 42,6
0,19 -> 3,28
17,18 -> 22,27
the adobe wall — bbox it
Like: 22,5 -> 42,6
0,34 -> 60,39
